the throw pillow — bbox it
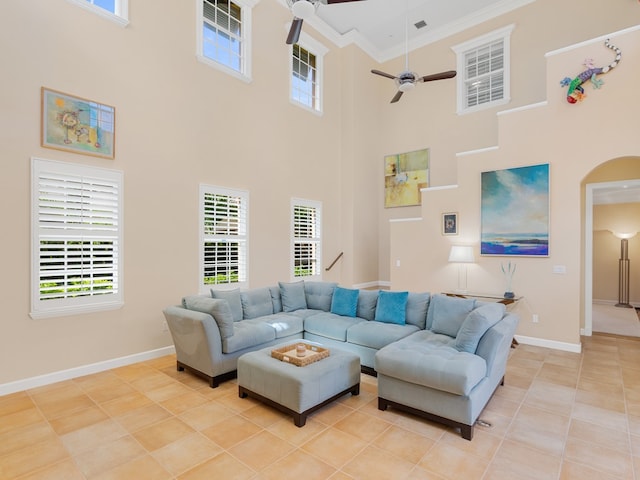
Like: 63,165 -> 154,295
330,286 -> 359,317
211,288 -> 243,322
455,303 -> 506,353
278,281 -> 307,312
240,287 -> 274,319
304,281 -> 338,311
182,296 -> 234,339
405,292 -> 430,329
374,290 -> 409,325
429,294 -> 477,338
356,289 -> 378,320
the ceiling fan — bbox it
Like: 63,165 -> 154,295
370,9 -> 456,103
286,0 -> 365,45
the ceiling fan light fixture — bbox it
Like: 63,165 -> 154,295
398,82 -> 415,93
291,0 -> 315,19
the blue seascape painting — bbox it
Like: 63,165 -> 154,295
481,164 -> 549,256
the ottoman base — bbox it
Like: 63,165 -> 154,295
239,383 -> 359,427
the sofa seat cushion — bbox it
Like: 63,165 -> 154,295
375,331 -> 487,396
304,312 -> 365,341
222,320 -> 276,354
347,321 -> 419,350
254,314 -> 304,339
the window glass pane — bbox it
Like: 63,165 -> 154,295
89,0 -> 115,13
202,0 -> 243,73
291,45 -> 318,110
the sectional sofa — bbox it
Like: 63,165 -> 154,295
163,281 -> 519,439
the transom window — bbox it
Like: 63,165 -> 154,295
200,185 -> 248,291
291,198 -> 321,280
452,25 -> 514,114
31,158 -> 124,319
66,0 -> 129,27
290,34 -> 327,114
197,0 -> 257,82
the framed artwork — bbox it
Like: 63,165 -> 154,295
481,163 -> 550,256
442,212 -> 458,235
41,87 -> 115,159
384,148 -> 429,208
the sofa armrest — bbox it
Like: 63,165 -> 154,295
475,313 -> 519,377
163,306 -> 224,377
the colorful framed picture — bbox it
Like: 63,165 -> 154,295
384,148 -> 429,208
481,163 -> 550,256
442,212 -> 458,235
41,87 -> 115,159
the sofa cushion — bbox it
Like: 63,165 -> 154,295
428,294 -> 477,338
455,303 -> 506,353
304,312 -> 365,341
304,281 -> 337,311
375,330 -> 487,396
347,321 -> 419,350
269,286 -> 283,313
357,290 -> 378,321
375,290 -> 408,325
254,313 -> 304,339
221,320 -> 276,354
278,281 -> 307,312
182,295 -> 234,339
330,287 -> 359,317
241,287 -> 274,319
406,292 -> 430,329
211,288 -> 243,322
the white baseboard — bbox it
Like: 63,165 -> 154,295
0,346 -> 176,396
352,280 -> 390,289
514,335 -> 582,353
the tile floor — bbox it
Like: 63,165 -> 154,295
2,334 -> 640,479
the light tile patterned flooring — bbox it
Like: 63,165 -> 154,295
3,334 -> 640,479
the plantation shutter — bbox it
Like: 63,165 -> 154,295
293,201 -> 321,278
464,39 -> 504,108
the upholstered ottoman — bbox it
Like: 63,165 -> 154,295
237,342 -> 360,426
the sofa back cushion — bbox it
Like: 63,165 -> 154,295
357,290 -> 378,320
269,286 -> 283,313
374,290 -> 409,325
240,287 -> 274,319
304,281 -> 337,311
210,288 -> 243,322
330,286 -> 359,317
406,292 -> 430,329
278,281 -> 308,312
455,303 -> 506,353
182,295 -> 234,339
428,294 -> 477,337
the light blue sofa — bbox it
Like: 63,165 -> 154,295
163,281 -> 518,439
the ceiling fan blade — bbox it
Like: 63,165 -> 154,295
286,18 -> 304,45
420,70 -> 457,83
371,69 -> 397,80
390,90 -> 403,103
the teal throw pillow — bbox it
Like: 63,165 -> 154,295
330,287 -> 359,317
374,290 -> 408,325
455,303 -> 506,353
210,288 -> 243,321
278,281 -> 307,312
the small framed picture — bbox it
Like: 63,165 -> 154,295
442,212 -> 458,235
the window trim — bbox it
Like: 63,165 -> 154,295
452,24 -> 514,115
290,198 -> 322,281
66,0 -> 129,27
30,158 -> 124,320
289,32 -> 328,115
196,0 -> 259,84
199,184 -> 249,293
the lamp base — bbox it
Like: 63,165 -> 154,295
615,302 -> 634,309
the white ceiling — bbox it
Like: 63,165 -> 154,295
280,0 -> 535,62
593,184 -> 640,205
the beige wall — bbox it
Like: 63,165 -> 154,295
1,0 -> 638,385
593,204 -> 640,304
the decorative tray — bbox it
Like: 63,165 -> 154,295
271,343 -> 330,367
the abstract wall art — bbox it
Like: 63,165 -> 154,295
384,148 -> 429,208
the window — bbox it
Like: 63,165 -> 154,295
290,34 -> 327,114
200,185 -> 248,291
291,199 -> 321,280
66,0 -> 129,27
31,158 -> 123,319
197,0 -> 257,83
452,25 -> 514,114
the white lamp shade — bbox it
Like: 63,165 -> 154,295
613,231 -> 637,239
448,245 -> 475,263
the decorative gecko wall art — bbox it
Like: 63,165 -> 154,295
560,39 -> 622,104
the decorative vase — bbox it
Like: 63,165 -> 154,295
504,291 -> 515,299
501,261 -> 516,299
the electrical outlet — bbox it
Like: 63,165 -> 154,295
532,314 -> 539,323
